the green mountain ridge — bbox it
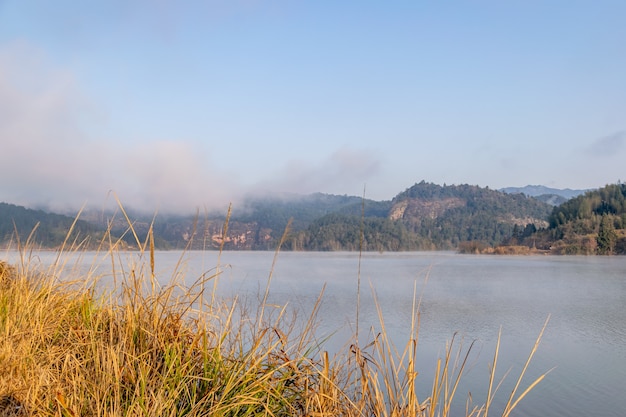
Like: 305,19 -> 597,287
534,183 -> 626,254
388,182 -> 552,250
4,182 -> 624,254
0,202 -> 106,249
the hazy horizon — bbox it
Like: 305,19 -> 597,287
1,180 -> 595,217
1,1 -> 624,214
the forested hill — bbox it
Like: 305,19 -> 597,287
0,202 -> 106,248
383,182 -> 552,250
233,192 -> 391,232
2,182 -> 556,251
158,183 -> 552,251
520,183 -> 626,255
260,182 -> 551,251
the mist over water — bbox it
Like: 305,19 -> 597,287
10,250 -> 626,417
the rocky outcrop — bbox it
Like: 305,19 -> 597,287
389,197 -> 465,221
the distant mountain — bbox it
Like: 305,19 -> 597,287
8,181 -> 611,252
384,181 -> 552,250
73,193 -> 394,251
0,202 -> 108,248
500,185 -> 588,200
233,192 -> 391,232
272,182 -> 552,251
69,183 -> 553,251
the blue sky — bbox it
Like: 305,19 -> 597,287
1,1 -> 625,213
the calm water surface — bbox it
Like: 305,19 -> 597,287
10,250 -> 626,417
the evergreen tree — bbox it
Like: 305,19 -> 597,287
597,215 -> 617,255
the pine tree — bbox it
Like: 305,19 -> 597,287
597,215 -> 617,255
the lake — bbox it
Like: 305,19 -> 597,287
8,250 -> 626,416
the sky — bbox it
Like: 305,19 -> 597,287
1,1 -> 625,214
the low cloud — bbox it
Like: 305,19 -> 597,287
252,147 -> 381,197
0,42 -> 240,214
0,42 -> 378,215
587,131 -> 626,157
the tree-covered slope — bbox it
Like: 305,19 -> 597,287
276,182 -> 552,251
538,183 -> 626,254
388,182 -> 552,249
88,184 -> 553,251
291,213 -> 430,251
233,193 -> 391,233
1,181 -> 567,252
0,202 -> 106,248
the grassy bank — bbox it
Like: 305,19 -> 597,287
0,221 -> 548,416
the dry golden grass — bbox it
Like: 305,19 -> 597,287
0,207 -> 550,416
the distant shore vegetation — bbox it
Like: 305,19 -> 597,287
2,181 -> 625,255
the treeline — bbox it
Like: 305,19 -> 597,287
73,183 -> 549,252
233,193 -> 392,233
532,183 -> 626,255
0,202 -> 104,248
223,183 -> 551,251
285,213 -> 430,251
12,180 -> 620,254
391,182 -> 552,249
